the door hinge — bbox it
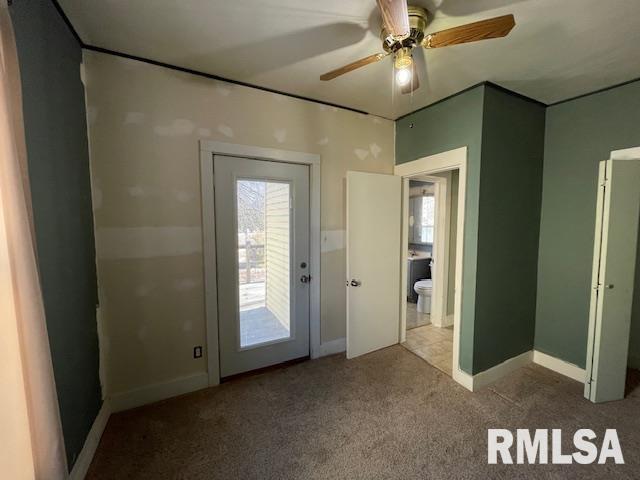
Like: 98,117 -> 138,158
600,175 -> 609,187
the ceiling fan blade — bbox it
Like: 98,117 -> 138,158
377,0 -> 410,39
423,14 -> 515,49
401,66 -> 420,94
320,53 -> 388,81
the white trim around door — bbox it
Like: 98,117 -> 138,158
394,146 -> 470,390
200,140 -> 321,386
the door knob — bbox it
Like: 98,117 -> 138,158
350,279 -> 362,287
300,275 -> 311,283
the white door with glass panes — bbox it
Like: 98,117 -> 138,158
214,155 -> 310,377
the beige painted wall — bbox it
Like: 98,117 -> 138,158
83,51 -> 394,395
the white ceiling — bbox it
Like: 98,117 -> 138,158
59,0 -> 640,119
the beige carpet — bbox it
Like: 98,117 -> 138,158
87,346 -> 640,479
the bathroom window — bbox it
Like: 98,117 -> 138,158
420,195 -> 435,244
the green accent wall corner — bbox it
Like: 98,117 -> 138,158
396,83 -> 546,376
473,85 -> 545,373
536,79 -> 640,368
396,85 -> 485,374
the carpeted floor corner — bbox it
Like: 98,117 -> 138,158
86,346 -> 640,479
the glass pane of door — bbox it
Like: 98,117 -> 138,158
236,179 -> 291,348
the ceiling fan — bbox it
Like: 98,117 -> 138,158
319,0 -> 516,94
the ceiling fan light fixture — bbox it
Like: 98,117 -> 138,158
394,47 -> 413,70
395,66 -> 412,87
319,1 -> 516,96
394,47 -> 413,86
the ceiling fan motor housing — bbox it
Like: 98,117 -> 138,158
319,5 -> 514,83
382,6 -> 428,53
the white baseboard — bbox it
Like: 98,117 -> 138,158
443,314 -> 454,328
472,350 -> 533,391
453,368 -> 473,391
69,399 -> 111,480
318,337 -> 346,357
533,350 -> 586,383
69,373 -> 210,477
109,372 -> 209,413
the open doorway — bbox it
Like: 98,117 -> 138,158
346,147 -> 469,389
392,147 -> 468,388
401,173 -> 458,376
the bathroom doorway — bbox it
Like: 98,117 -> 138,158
346,146 -> 469,389
406,179 -> 434,330
401,172 -> 458,376
393,147 -> 473,390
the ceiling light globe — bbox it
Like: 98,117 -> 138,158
396,67 -> 412,87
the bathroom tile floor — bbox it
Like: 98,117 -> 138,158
406,302 -> 430,329
402,324 -> 453,376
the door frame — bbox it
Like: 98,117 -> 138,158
394,147 -> 467,389
200,140 -> 321,386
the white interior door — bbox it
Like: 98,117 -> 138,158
585,158 -> 640,402
214,155 -> 310,377
346,171 -> 402,359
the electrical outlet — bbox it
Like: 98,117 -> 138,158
193,346 -> 203,358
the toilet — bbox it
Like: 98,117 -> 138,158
414,279 -> 432,314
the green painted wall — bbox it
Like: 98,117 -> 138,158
10,0 -> 101,469
396,84 -> 546,375
473,85 -> 545,373
396,85 -> 485,373
536,79 -> 640,369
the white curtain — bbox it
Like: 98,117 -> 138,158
0,1 -> 68,478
